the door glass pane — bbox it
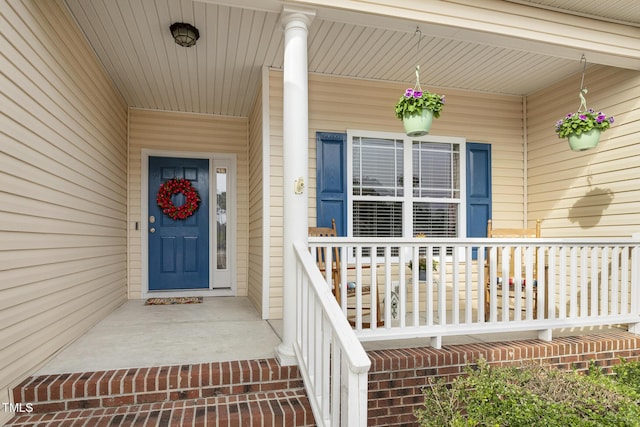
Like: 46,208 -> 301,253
216,168 -> 227,270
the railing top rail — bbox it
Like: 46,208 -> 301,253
308,236 -> 640,246
293,242 -> 371,373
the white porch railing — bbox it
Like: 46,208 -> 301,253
293,242 -> 370,427
308,236 -> 640,349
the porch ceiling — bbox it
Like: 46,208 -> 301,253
64,0 -> 640,118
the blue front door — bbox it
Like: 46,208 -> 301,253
148,156 -> 209,290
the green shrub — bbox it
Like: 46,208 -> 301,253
612,359 -> 640,396
415,359 -> 640,426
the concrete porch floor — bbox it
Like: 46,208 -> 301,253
37,297 -> 284,375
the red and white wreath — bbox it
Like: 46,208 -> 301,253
156,178 -> 200,220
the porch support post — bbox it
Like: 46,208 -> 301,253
276,6 -> 315,366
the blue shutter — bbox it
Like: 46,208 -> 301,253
466,143 -> 492,258
316,132 -> 347,236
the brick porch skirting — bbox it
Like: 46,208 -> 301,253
367,330 -> 640,426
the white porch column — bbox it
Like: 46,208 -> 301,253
276,6 -> 315,366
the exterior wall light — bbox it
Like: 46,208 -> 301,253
170,22 -> 200,47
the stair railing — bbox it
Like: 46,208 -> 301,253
293,241 -> 370,427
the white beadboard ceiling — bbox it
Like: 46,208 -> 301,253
64,0 -> 640,117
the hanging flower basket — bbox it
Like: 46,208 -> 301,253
156,178 -> 200,220
394,66 -> 444,137
567,128 -> 601,152
555,109 -> 613,152
554,57 -> 613,152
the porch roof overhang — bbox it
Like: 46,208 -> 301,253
64,0 -> 640,118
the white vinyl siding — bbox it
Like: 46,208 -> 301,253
0,0 -> 128,419
526,65 -> 640,237
267,69 -> 524,318
127,109 -> 250,299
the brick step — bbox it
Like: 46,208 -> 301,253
12,358 -> 304,414
5,388 -> 314,427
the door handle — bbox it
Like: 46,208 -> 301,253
149,227 -> 156,233
149,215 -> 155,224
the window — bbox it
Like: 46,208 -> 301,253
347,131 -> 465,240
412,141 -> 460,238
352,136 -> 404,238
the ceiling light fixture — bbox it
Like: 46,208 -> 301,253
170,22 -> 200,47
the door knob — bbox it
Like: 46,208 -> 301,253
150,227 -> 156,233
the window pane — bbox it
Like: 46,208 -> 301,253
353,201 -> 402,237
353,137 -> 403,197
354,201 -> 402,257
413,202 -> 458,237
216,168 -> 227,270
412,142 -> 460,198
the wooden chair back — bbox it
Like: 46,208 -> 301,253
485,219 -> 542,320
308,219 -> 342,301
308,219 -> 383,327
487,219 -> 541,277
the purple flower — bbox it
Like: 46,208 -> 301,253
441,95 -> 446,103
596,114 -> 606,124
566,113 -> 573,118
404,88 -> 414,98
556,120 -> 563,127
588,108 -> 595,113
609,116 -> 615,124
579,114 -> 587,120
413,91 -> 422,98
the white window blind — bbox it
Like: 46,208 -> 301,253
412,141 -> 460,199
353,201 -> 403,237
413,202 -> 458,237
352,137 -> 403,198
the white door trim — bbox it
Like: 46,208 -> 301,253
141,149 -> 237,298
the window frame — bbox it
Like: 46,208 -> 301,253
346,130 -> 467,241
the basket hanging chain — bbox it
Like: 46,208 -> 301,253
414,27 -> 422,92
578,54 -> 588,112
